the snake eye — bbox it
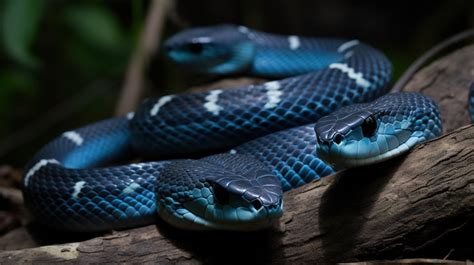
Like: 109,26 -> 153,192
333,133 -> 343,145
187,42 -> 204,54
361,116 -> 377,137
211,183 -> 229,205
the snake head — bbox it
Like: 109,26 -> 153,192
314,92 -> 442,169
163,24 -> 255,74
156,154 -> 283,230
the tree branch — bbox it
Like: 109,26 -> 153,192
0,124 -> 472,263
115,0 -> 172,116
1,43 -> 473,265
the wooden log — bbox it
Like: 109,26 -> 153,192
341,259 -> 473,265
401,44 -> 474,133
0,123 -> 472,264
1,46 -> 474,264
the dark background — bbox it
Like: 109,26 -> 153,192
0,0 -> 473,167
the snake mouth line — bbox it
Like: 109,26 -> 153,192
319,136 -> 424,169
158,203 -> 282,231
157,193 -> 284,231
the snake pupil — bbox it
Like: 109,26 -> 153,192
188,42 -> 204,54
334,134 -> 343,145
361,116 -> 377,137
211,183 -> 229,205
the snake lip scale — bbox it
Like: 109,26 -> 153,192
21,24 -> 444,232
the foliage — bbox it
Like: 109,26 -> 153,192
0,0 -> 143,165
0,1 -> 138,147
0,0 -> 472,166
2,0 -> 43,67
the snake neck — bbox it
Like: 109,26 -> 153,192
238,29 -> 345,78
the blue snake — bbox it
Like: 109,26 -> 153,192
22,24 -> 446,232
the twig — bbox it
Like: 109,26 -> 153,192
115,0 -> 172,116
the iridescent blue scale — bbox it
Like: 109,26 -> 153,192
22,24 -> 395,232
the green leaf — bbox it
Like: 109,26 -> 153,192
64,4 -> 125,52
0,69 -> 36,111
2,0 -> 43,67
132,0 -> 144,43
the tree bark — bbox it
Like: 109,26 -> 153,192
1,46 -> 473,264
115,0 -> 172,116
0,124 -> 472,264
401,44 -> 474,133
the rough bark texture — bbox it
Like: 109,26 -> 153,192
1,46 -> 473,264
342,260 -> 473,265
0,125 -> 472,264
401,44 -> 474,133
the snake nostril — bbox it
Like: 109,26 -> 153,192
187,42 -> 204,54
251,199 -> 263,210
164,43 -> 173,52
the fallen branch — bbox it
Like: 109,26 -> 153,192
0,124 -> 472,264
401,44 -> 474,133
341,259 -> 473,265
1,42 -> 474,265
115,0 -> 172,116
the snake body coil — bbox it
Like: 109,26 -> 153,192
22,25 -> 443,232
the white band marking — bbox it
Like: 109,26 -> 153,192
123,183 -> 141,194
204,90 -> 223,115
337,40 -> 360,53
329,63 -> 371,88
229,149 -> 237,154
24,159 -> 60,187
288,36 -> 300,50
63,131 -> 84,146
126,112 -> 135,120
264,81 -> 283,109
193,37 -> 212,43
150,95 -> 174,116
72,181 -> 86,199
344,51 -> 354,59
238,26 -> 250,34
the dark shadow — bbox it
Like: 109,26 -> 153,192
22,215 -> 284,263
154,217 -> 283,264
24,222 -> 105,246
411,217 -> 474,261
318,156 -> 406,263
